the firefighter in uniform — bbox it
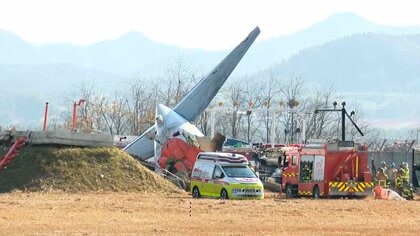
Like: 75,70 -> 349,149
375,161 -> 388,188
387,162 -> 398,188
395,162 -> 413,200
400,162 -> 410,183
401,162 -> 413,199
395,168 -> 403,194
302,163 -> 312,182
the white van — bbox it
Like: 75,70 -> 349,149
190,152 -> 264,199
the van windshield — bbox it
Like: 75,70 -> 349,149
221,165 -> 256,178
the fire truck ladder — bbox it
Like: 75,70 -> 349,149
0,136 -> 27,171
333,151 -> 357,180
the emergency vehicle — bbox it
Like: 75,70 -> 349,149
190,152 -> 264,199
280,140 -> 374,198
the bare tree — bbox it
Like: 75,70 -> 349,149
364,128 -> 386,151
90,95 -> 107,132
110,93 -> 130,135
91,94 -> 128,135
124,81 -> 156,135
62,81 -> 97,132
160,58 -> 198,107
227,83 -> 245,139
122,60 -> 199,135
304,87 -> 337,140
260,68 -> 282,142
207,75 -> 264,141
346,102 -> 368,141
241,76 -> 265,142
196,109 -> 211,136
407,127 -> 420,144
278,74 -> 305,143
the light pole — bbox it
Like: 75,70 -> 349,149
72,99 -> 85,130
208,100 -> 298,144
246,109 -> 252,143
300,112 -> 311,143
210,102 -> 223,138
315,101 -> 364,141
287,99 -> 299,144
291,111 -> 294,143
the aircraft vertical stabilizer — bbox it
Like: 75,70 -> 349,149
174,27 -> 260,121
124,27 -> 260,160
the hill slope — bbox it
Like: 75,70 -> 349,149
270,33 -> 420,125
2,13 -> 420,75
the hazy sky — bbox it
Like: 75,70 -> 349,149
1,0 -> 420,49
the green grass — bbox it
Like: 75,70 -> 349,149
0,146 -> 179,193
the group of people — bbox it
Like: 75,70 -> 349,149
375,161 -> 413,199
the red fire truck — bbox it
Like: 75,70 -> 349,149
281,140 -> 373,198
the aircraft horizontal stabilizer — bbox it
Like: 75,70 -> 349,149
123,125 -> 156,159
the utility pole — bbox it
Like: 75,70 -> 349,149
315,101 -> 364,141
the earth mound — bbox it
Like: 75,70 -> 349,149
0,146 -> 180,193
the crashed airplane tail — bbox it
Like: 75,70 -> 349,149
174,26 -> 261,121
124,26 -> 260,160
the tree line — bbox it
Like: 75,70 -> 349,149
50,61 -> 414,148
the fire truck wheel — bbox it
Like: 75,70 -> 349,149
312,186 -> 320,199
285,184 -> 293,198
220,189 -> 229,199
192,186 -> 201,198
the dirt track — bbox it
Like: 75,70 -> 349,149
0,191 -> 419,235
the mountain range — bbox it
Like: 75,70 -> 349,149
1,12 -> 420,132
272,32 -> 420,126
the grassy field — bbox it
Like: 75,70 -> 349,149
1,191 -> 419,235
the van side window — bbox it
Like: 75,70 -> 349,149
192,163 -> 201,178
201,163 -> 214,179
292,155 -> 297,166
213,166 -> 224,179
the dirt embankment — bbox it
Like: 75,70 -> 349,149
0,146 -> 179,193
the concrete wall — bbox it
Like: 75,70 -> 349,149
30,131 -> 113,147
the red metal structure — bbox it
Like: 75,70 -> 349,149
72,99 -> 85,130
158,138 -> 202,174
0,137 -> 27,171
281,140 -> 373,198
